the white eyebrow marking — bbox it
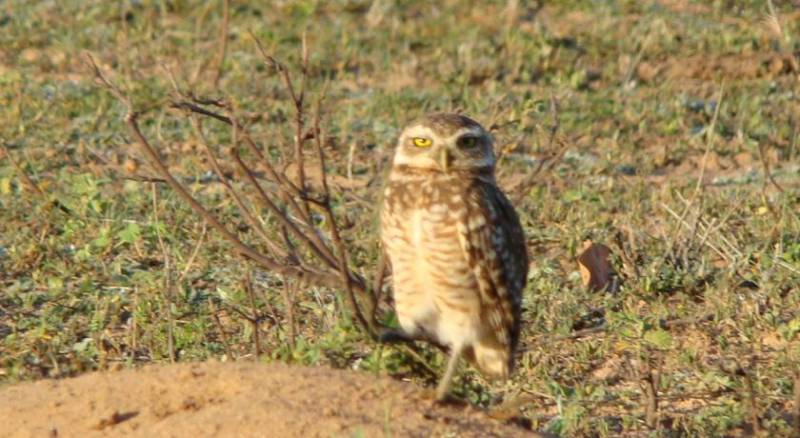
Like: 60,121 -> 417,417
402,125 -> 438,140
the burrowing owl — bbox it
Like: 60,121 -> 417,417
380,113 -> 528,399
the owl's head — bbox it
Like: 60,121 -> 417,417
392,113 -> 494,173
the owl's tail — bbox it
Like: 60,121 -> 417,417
466,334 -> 511,381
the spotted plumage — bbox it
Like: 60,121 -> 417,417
380,113 -> 528,399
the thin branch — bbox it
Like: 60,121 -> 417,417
280,280 -> 297,351
172,96 -> 343,270
89,56 -> 343,288
230,148 -> 340,270
208,299 -> 234,358
211,0 -> 230,88
757,140 -> 784,194
189,115 -> 288,260
311,93 -> 372,334
251,31 -> 312,218
151,183 -> 176,363
735,358 -> 761,436
171,101 -> 232,124
509,95 -> 567,204
88,46 -> 379,340
178,220 -> 208,284
639,363 -> 660,429
794,369 -> 800,436
244,271 -> 262,358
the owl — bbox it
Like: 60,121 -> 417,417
380,113 -> 529,400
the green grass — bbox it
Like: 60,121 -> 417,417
2,0 -> 799,436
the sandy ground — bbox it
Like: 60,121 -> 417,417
0,361 -> 539,437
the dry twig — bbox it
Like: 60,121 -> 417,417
639,363 -> 660,430
243,272 -> 262,357
211,0 -> 230,88
85,46 -> 379,340
151,183 -> 176,363
793,370 -> 800,436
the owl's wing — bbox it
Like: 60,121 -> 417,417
458,180 -> 528,350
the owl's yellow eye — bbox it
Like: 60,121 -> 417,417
412,137 -> 433,148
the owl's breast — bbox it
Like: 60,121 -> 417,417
380,178 -> 480,345
381,178 -> 465,269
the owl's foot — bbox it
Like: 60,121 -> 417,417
420,387 -> 437,401
418,388 -> 466,407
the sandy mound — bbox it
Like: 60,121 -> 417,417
0,361 -> 538,437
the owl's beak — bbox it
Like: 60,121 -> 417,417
439,148 -> 452,172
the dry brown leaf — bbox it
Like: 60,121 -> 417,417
591,355 -> 622,381
123,158 -> 141,174
761,331 -> 785,349
635,61 -> 661,82
577,240 -> 614,291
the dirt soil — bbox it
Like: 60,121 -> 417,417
0,361 -> 539,438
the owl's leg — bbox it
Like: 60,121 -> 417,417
435,343 -> 464,400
